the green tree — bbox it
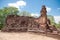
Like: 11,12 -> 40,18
19,11 -> 31,17
3,7 -> 19,15
56,21 -> 60,28
0,7 -> 19,29
47,15 -> 60,28
47,15 -> 55,25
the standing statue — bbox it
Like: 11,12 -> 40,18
38,5 -> 58,34
39,5 -> 47,26
36,5 -> 48,33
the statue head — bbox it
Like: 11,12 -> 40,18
42,5 -> 46,8
40,5 -> 47,16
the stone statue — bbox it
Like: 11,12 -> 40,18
38,5 -> 47,32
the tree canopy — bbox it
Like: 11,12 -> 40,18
0,7 -> 19,29
19,11 -> 31,17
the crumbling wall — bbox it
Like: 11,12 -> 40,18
1,15 -> 40,32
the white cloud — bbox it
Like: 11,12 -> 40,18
31,13 -> 40,17
8,0 -> 26,10
54,16 -> 60,23
46,7 -> 51,12
16,1 -> 26,6
8,3 -> 19,8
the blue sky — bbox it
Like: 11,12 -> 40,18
0,0 -> 60,23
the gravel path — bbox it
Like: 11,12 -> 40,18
0,32 -> 60,40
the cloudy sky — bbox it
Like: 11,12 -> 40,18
0,0 -> 60,23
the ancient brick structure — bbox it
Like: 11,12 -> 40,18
1,5 -> 58,34
1,15 -> 40,32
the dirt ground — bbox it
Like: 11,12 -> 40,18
0,32 -> 60,40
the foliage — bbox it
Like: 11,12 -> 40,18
47,15 -> 55,25
55,22 -> 60,28
3,7 -> 19,15
47,15 -> 60,28
0,7 -> 19,29
19,11 -> 31,17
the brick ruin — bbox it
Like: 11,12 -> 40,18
1,5 -> 58,34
